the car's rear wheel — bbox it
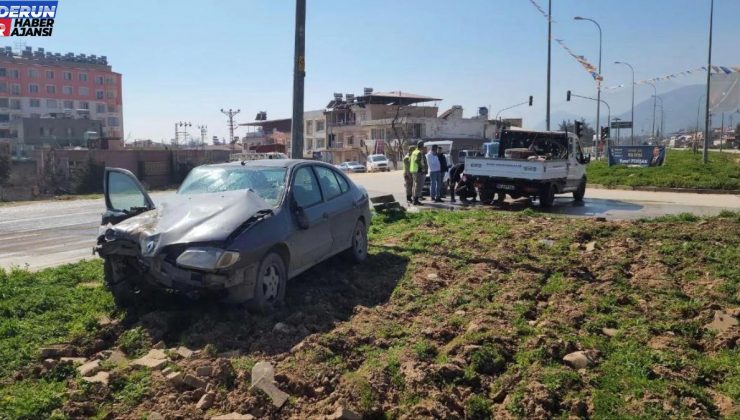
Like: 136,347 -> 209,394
539,183 -> 556,208
344,220 -> 368,263
249,252 -> 286,313
573,177 -> 586,202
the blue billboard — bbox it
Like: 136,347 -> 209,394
608,146 -> 666,167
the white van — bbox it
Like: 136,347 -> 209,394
367,154 -> 390,172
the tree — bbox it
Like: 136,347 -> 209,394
388,104 -> 408,170
72,156 -> 105,194
0,153 -> 9,187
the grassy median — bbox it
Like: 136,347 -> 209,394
587,149 -> 740,190
1,210 -> 738,419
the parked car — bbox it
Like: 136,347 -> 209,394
366,154 -> 390,172
96,160 -> 371,311
337,161 -> 367,173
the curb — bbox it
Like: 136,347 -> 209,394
589,184 -> 740,195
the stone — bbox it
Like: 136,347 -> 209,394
97,315 -> 115,326
196,392 -> 215,411
147,349 -> 168,359
454,310 -> 466,316
251,361 -> 275,385
326,406 -> 362,420
153,340 -> 166,349
426,272 -> 439,280
705,310 -> 738,333
273,322 -> 293,334
538,239 -> 555,247
82,371 -> 110,385
175,346 -> 195,359
212,413 -> 255,420
602,328 -> 618,337
132,349 -> 169,369
162,367 -> 173,375
166,371 -> 183,385
251,376 -> 289,408
218,350 -> 241,358
77,359 -> 101,377
148,412 -> 165,420
60,357 -> 87,365
196,365 -> 214,377
183,373 -> 206,389
585,241 -> 596,252
39,344 -> 72,358
563,350 -> 598,370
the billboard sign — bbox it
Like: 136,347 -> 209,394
608,145 -> 666,167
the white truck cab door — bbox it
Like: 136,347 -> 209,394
567,136 -> 586,187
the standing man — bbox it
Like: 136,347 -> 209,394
410,141 -> 427,205
402,145 -> 416,204
426,145 -> 442,202
437,148 -> 449,200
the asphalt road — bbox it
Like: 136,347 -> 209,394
1,171 -> 738,271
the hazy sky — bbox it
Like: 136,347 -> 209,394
21,0 -> 740,141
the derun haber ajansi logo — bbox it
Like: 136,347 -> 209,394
0,1 -> 58,37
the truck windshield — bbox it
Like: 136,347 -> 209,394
178,166 -> 287,205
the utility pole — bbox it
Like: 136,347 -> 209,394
574,16 -> 602,158
220,108 -> 241,145
291,0 -> 306,159
173,123 -> 178,146
614,61 -> 635,145
703,0 -> 714,164
546,0 -> 552,131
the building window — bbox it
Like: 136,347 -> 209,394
63,71 -> 72,80
10,84 -> 19,95
96,103 -> 105,113
28,84 -> 39,94
305,120 -> 313,135
10,99 -> 20,109
105,77 -> 113,85
63,100 -> 73,109
78,86 -> 89,96
347,136 -> 354,146
306,138 -> 313,150
0,98 -> 8,108
10,69 -> 19,79
96,90 -> 104,100
316,121 -> 324,132
79,101 -> 89,110
316,138 -> 325,149
107,116 -> 119,127
0,68 -> 5,77
28,69 -> 39,78
107,104 -> 116,112
95,76 -> 104,85
0,114 -> 10,123
46,85 -> 56,94
0,82 -> 6,93
46,70 -> 54,80
62,86 -> 73,95
30,99 -> 40,108
106,90 -> 117,99
46,99 -> 57,108
78,72 -> 88,82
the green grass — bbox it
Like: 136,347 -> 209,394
587,149 -> 740,190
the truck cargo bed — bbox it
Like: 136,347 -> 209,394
465,157 -> 569,181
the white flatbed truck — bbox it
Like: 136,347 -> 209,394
465,129 -> 591,207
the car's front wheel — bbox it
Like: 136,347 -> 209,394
344,219 -> 368,263
249,252 -> 286,313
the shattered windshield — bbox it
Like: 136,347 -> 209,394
177,166 -> 287,205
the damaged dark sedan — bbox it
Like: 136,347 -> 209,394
96,159 -> 371,311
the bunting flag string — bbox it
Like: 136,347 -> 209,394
528,0 -> 602,82
603,65 -> 740,91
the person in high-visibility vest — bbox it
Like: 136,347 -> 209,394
402,146 -> 416,204
409,141 -> 427,205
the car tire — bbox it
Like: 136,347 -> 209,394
478,186 -> 495,204
104,257 -> 137,307
344,219 -> 368,263
539,183 -> 556,208
573,177 -> 586,202
249,252 -> 287,313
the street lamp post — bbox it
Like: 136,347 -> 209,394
614,61 -> 635,145
646,82 -> 657,140
574,16 -> 602,158
654,95 -> 664,140
546,0 -> 552,131
703,0 -> 714,164
696,94 -> 705,152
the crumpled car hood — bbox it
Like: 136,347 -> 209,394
109,189 -> 273,255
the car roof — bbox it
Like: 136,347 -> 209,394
204,159 -> 328,169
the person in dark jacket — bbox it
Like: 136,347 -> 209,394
437,151 -> 449,201
448,162 -> 464,203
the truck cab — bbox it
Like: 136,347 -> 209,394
465,129 -> 590,207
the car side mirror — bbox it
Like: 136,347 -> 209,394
294,206 -> 310,230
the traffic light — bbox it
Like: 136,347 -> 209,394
566,90 -> 571,101
574,120 -> 583,138
600,126 -> 610,140
528,96 -> 533,106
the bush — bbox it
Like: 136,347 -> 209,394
470,345 -> 505,375
465,395 -> 492,420
116,327 -> 151,358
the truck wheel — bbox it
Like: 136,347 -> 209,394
573,178 -> 586,202
478,187 -> 495,204
104,257 -> 137,308
248,252 -> 287,313
539,183 -> 556,208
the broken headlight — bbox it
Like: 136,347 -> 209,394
175,247 -> 240,271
